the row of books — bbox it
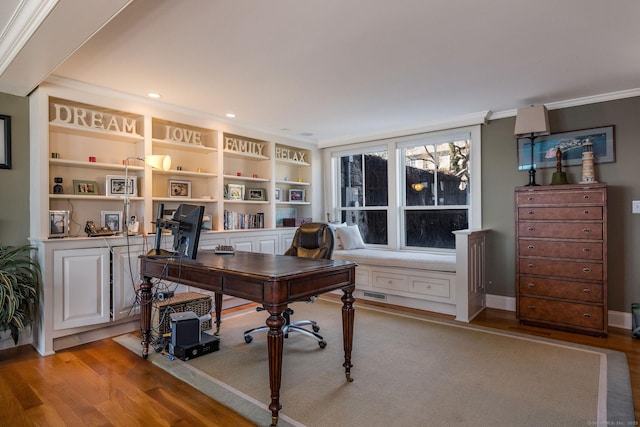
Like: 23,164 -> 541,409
223,210 -> 265,230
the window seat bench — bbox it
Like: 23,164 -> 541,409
332,229 -> 488,322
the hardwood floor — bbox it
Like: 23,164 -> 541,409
0,303 -> 637,426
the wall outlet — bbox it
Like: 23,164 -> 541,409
633,200 -> 640,214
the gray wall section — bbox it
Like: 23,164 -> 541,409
0,92 -> 29,246
482,96 -> 640,312
3,89 -> 639,312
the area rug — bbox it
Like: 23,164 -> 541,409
115,299 -> 635,427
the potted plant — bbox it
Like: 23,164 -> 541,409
0,245 -> 40,345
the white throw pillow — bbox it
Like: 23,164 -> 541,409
335,225 -> 366,250
328,222 -> 347,250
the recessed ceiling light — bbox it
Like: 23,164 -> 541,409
300,132 -> 313,137
226,113 -> 236,118
148,92 -> 161,99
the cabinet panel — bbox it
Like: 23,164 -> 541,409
53,248 -> 110,330
372,271 -> 407,291
409,275 -> 451,299
112,245 -> 145,321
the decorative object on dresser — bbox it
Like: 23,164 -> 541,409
515,183 -> 607,336
580,138 -> 597,183
550,147 -> 568,185
514,105 -> 550,186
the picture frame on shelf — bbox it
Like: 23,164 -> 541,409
247,188 -> 266,201
101,210 -> 123,233
106,175 -> 137,197
274,187 -> 282,202
0,115 -> 11,169
49,210 -> 69,238
226,183 -> 244,200
73,179 -> 99,195
289,189 -> 305,202
169,179 -> 191,198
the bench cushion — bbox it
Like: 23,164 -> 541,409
333,249 -> 456,272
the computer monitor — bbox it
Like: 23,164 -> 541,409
172,204 -> 205,259
149,203 -> 205,259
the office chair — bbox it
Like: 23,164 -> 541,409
243,222 -> 334,348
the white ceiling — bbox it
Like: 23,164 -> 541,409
2,0 -> 640,145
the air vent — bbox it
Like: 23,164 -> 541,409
363,291 -> 387,301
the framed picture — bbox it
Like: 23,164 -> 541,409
226,183 -> 244,200
0,115 -> 10,169
289,189 -> 305,202
49,210 -> 69,238
247,188 -> 266,201
169,179 -> 191,198
106,175 -> 137,196
73,180 -> 99,195
517,125 -> 615,170
274,187 -> 282,202
101,210 -> 123,233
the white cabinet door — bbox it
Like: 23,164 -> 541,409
53,247 -> 110,330
112,245 -> 145,321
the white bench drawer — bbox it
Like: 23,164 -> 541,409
409,276 -> 451,299
372,271 -> 407,291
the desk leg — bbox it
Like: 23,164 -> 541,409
266,306 -> 285,426
140,276 -> 153,359
213,293 -> 222,335
341,286 -> 356,382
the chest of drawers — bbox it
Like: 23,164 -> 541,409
515,183 -> 607,336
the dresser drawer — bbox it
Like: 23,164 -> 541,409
518,206 -> 602,221
516,190 -> 604,206
372,271 -> 407,292
518,239 -> 603,260
518,276 -> 603,303
519,297 -> 603,330
519,258 -> 602,280
518,222 -> 603,240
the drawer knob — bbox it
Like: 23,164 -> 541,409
583,195 -> 591,199
528,210 -> 534,214
527,283 -> 535,288
583,267 -> 592,273
528,227 -> 535,231
527,197 -> 534,201
583,288 -> 592,293
582,228 -> 591,233
583,210 -> 590,214
582,248 -> 591,252
528,305 -> 536,310
528,263 -> 535,268
584,313 -> 592,318
527,245 -> 535,249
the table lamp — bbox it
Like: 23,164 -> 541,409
515,105 -> 550,186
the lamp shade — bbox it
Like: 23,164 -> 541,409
145,154 -> 171,171
514,105 -> 550,137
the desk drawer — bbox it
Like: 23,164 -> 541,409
518,240 -> 603,260
372,271 -> 407,292
518,276 -> 603,303
518,222 -> 603,240
519,296 -> 603,330
518,207 -> 602,221
519,259 -> 603,281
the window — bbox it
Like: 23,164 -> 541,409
402,138 -> 470,249
336,149 -> 388,245
329,125 -> 480,251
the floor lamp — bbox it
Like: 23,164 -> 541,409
124,155 -> 171,234
514,105 -> 550,186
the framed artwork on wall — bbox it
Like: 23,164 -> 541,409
0,115 -> 10,169
517,125 -> 615,170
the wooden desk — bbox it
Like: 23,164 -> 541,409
139,251 -> 357,426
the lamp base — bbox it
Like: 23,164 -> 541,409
526,167 -> 539,186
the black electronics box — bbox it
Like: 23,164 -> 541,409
173,332 -> 220,361
282,217 -> 312,227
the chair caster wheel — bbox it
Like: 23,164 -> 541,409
319,340 -> 327,349
244,335 -> 253,344
312,325 -> 320,333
